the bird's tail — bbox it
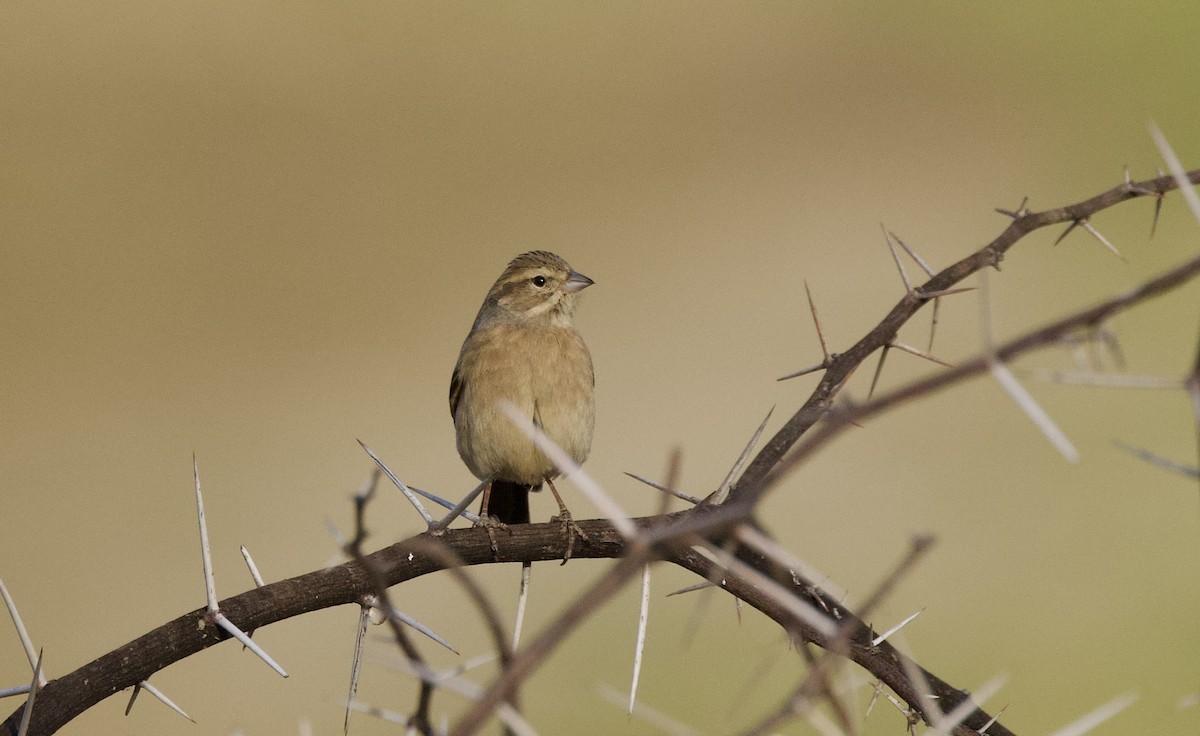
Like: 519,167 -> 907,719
486,480 -> 535,524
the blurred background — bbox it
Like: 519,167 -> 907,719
2,2 -> 1199,734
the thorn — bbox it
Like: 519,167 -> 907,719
240,546 -> 266,588
191,463 -> 291,677
927,289 -> 942,353
629,563 -> 652,714
0,685 -> 31,698
889,341 -> 955,368
655,448 -> 683,517
213,612 -> 288,677
777,363 -> 829,381
939,675 -> 1009,734
409,483 -> 481,522
711,406 -> 774,504
356,440 -> 435,527
383,606 -> 458,654
193,456 -> 219,614
0,580 -> 47,687
871,609 -> 924,646
124,683 -> 141,716
979,269 -> 996,355
432,478 -> 487,531
889,231 -> 936,277
1046,692 -> 1137,736
130,680 -> 193,723
865,679 -> 884,718
238,547 -> 265,641
867,346 -> 890,401
500,400 -> 638,540
345,605 -> 370,735
896,647 -> 944,732
994,197 -> 1029,219
882,225 -> 913,292
1079,220 -> 1126,261
804,279 -> 831,363
1097,326 -> 1126,369
1151,192 -> 1165,238
979,703 -> 1009,734
596,683 -> 702,736
1054,219 -> 1082,246
512,562 -> 531,651
698,542 -> 838,638
990,361 -> 1080,463
623,471 -> 702,505
667,580 -> 719,596
1024,369 -> 1179,389
734,525 -> 849,603
1114,441 -> 1199,479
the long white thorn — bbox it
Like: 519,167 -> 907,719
385,606 -> 458,654
213,612 -> 288,677
356,440 -> 434,526
979,271 -> 1078,462
871,609 -> 924,646
345,604 -> 370,734
0,685 -> 32,698
990,361 -> 1080,462
135,679 -> 194,723
0,580 -> 46,687
193,456 -> 219,613
735,525 -> 849,603
500,400 -> 637,539
240,546 -> 266,588
1046,692 -> 1137,736
699,543 -> 837,638
434,478 -> 487,530
629,563 -> 652,714
512,563 -> 531,651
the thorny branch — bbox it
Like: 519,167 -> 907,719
4,169 -> 1199,736
730,168 -> 1200,506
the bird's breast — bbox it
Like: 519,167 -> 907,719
454,322 -> 594,484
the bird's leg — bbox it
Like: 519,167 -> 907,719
547,479 -> 589,564
473,479 -> 510,556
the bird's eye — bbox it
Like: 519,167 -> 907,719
531,275 -> 547,288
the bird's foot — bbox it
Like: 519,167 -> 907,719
551,509 -> 589,564
473,515 -> 512,557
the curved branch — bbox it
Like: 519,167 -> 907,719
1,517 -> 1009,736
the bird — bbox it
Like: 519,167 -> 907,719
450,250 -> 595,560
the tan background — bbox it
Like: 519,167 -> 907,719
2,2 -> 1199,734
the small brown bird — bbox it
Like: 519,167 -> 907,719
450,251 -> 595,555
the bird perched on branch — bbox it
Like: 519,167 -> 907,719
450,250 -> 595,560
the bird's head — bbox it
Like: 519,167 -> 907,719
486,251 -> 594,325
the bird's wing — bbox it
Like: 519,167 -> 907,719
449,365 -> 463,419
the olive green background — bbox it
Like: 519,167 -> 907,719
2,2 -> 1199,734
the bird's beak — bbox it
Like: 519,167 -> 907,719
563,271 -> 594,293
